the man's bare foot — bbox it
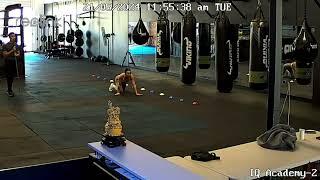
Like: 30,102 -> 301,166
136,93 -> 143,96
115,92 -> 120,96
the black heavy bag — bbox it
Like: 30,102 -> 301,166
86,49 -> 93,58
259,20 -> 269,79
292,0 -> 318,85
156,10 -> 170,72
86,31 -> 92,38
172,23 -> 181,44
249,3 -> 268,90
198,23 -> 211,69
86,39 -> 92,48
181,11 -> 197,85
230,24 -> 239,80
132,8 -> 149,45
214,12 -> 233,93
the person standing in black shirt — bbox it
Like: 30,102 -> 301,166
2,32 -> 20,97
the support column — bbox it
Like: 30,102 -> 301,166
267,0 -> 282,130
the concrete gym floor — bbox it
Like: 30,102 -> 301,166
0,53 -> 319,169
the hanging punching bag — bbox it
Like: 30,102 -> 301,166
172,23 -> 181,44
215,12 -> 233,93
292,0 -> 318,85
132,7 -> 149,45
249,1 -> 269,90
230,24 -> 239,80
198,23 -> 211,69
3,10 -> 9,37
156,10 -> 170,72
181,11 -> 197,85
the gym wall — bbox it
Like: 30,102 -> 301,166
43,0 -> 130,65
44,1 -> 109,60
127,0 -> 319,59
126,0 -> 319,100
31,0 -> 45,52
40,0 -> 319,63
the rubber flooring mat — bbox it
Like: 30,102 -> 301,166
16,111 -> 68,123
26,93 -> 76,103
76,116 -> 105,130
22,120 -> 90,135
59,86 -> 106,97
38,129 -> 102,150
116,102 -> 206,139
0,53 -> 318,169
26,83 -> 107,102
56,108 -> 105,120
0,136 -> 54,157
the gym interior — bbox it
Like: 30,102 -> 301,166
0,0 -> 319,179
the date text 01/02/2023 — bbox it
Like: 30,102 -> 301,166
83,3 -> 140,11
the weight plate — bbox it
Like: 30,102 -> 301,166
75,38 -> 84,46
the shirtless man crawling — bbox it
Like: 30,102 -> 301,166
112,68 -> 142,96
283,59 -> 296,79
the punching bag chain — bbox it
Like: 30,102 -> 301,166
253,0 -> 263,19
257,0 -> 261,6
304,0 -> 307,20
139,3 -> 142,19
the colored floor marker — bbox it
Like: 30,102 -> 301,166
141,87 -> 146,91
179,99 -> 184,102
192,101 -> 199,105
160,93 -> 165,96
